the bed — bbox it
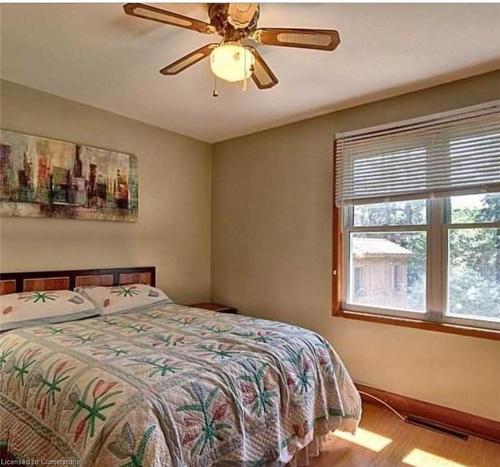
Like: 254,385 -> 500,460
0,267 -> 361,466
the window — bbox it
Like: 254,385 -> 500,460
347,202 -> 427,316
447,194 -> 500,323
334,102 -> 500,336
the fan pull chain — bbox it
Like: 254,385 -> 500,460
212,75 -> 219,97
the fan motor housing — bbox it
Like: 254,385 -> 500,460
208,3 -> 260,41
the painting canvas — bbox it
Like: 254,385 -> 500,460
0,130 -> 138,221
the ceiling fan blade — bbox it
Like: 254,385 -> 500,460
247,47 -> 278,90
251,28 -> 340,51
227,3 -> 259,28
123,3 -> 215,34
160,44 -> 218,75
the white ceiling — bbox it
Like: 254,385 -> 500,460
1,3 -> 500,143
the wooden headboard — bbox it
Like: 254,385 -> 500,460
0,267 -> 156,295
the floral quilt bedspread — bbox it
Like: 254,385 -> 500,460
0,304 -> 361,466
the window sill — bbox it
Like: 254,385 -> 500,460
332,308 -> 500,341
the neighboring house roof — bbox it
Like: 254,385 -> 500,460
352,238 -> 413,257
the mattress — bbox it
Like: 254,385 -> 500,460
0,303 -> 361,466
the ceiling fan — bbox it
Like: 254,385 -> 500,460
123,3 -> 341,92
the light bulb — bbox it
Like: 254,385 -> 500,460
210,44 -> 255,83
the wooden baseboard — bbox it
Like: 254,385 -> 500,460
356,383 -> 500,444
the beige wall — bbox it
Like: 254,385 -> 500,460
212,70 -> 500,421
0,80 -> 212,304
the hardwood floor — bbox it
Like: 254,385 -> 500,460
311,403 -> 500,467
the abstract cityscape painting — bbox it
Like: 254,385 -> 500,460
0,130 -> 138,221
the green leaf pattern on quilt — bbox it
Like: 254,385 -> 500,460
111,287 -> 140,298
18,292 -> 58,303
0,303 -> 361,466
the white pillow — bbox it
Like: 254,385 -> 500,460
0,290 -> 99,331
75,284 -> 173,315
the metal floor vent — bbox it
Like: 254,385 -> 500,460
405,415 -> 469,441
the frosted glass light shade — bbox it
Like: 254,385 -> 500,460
210,44 -> 255,82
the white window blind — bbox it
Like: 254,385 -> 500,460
335,101 -> 500,206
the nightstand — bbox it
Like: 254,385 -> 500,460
191,303 -> 238,314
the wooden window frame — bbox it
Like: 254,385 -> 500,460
332,140 -> 500,341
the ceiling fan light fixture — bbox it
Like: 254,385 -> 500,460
124,3 -> 340,90
210,43 -> 255,83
